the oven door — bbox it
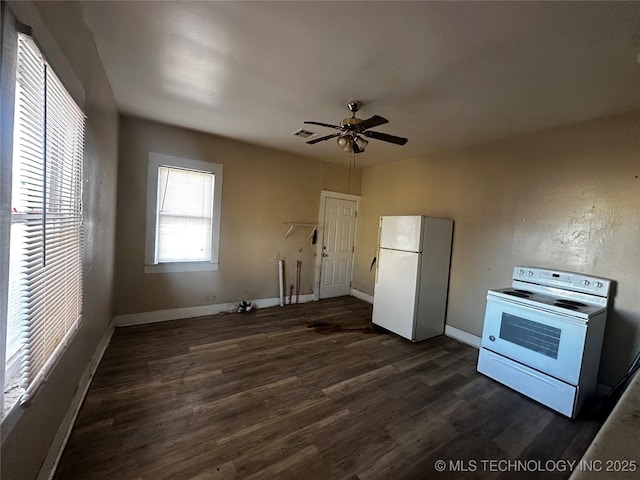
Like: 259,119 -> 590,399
481,296 -> 587,385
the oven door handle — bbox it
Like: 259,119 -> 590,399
485,296 -> 589,326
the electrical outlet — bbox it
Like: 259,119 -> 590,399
204,293 -> 216,302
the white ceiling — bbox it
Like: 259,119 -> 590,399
79,1 -> 640,167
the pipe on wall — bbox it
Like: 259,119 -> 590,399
278,259 -> 284,307
296,260 -> 301,304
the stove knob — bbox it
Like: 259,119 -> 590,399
518,269 -> 525,276
595,281 -> 603,288
582,280 -> 590,286
527,270 -> 534,277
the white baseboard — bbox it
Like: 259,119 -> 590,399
113,294 -> 316,327
344,291 -> 482,349
284,294 -> 315,306
36,293 -> 321,478
444,324 -> 481,349
37,322 -> 115,480
350,288 -> 374,304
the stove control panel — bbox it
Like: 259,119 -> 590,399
513,266 -> 611,297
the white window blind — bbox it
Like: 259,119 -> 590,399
144,153 -> 223,273
156,166 -> 214,263
5,33 -> 85,406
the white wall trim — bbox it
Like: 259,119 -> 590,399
144,261 -> 219,274
444,324 -> 481,348
347,291 -> 481,347
313,190 -> 361,300
145,153 -> 223,271
113,294 -> 316,328
37,323 -> 115,480
350,288 -> 374,304
36,293 -> 320,478
28,297 -> 477,480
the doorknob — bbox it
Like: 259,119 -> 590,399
322,253 -> 328,257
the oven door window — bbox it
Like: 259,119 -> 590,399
499,313 -> 561,359
482,298 -> 587,385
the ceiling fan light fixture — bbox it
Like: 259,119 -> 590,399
355,136 -> 368,152
337,135 -> 352,152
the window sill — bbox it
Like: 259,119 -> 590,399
1,390 -> 23,443
144,262 -> 219,274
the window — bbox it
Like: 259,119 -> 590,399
3,33 -> 85,412
145,153 -> 223,273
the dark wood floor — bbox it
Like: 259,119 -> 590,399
55,297 -> 602,480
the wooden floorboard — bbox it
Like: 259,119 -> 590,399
54,297 -> 602,480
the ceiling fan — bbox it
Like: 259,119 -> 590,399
304,101 -> 408,154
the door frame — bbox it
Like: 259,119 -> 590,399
313,190 -> 361,300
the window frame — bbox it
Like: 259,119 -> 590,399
144,152 -> 223,274
3,31 -> 85,416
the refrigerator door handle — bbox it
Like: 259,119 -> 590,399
375,247 -> 380,284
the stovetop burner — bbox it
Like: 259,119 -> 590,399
503,289 -> 533,298
555,299 -> 587,307
554,303 -> 579,310
489,286 -> 606,318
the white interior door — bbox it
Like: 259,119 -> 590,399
319,197 -> 357,299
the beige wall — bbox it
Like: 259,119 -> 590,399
1,2 -> 119,480
353,110 -> 640,387
114,116 -> 361,315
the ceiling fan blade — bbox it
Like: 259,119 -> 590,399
363,130 -> 408,145
358,115 -> 388,131
306,132 -> 340,144
303,121 -> 342,130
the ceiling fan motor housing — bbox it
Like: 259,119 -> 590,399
340,117 -> 363,129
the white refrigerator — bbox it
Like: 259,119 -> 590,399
372,216 -> 453,341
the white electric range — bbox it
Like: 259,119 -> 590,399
477,266 -> 612,418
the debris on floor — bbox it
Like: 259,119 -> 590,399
237,300 -> 253,313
